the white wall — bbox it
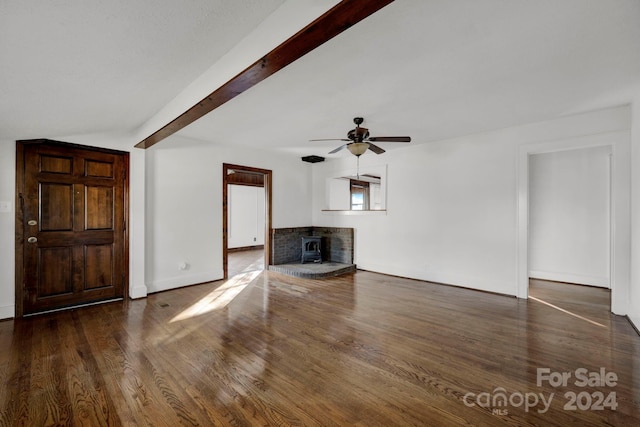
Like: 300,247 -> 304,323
529,146 -> 611,287
0,132 -> 311,315
312,106 -> 631,303
1,104 -> 637,322
0,130 -> 310,317
327,178 -> 350,210
630,91 -> 640,331
313,133 -> 520,295
0,141 -> 16,319
228,184 -> 265,248
145,135 -> 311,293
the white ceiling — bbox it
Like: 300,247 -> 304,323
2,0 -> 639,158
0,0 -> 285,139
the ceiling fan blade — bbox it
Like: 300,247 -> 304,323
329,144 -> 348,154
310,138 -> 350,142
368,136 -> 411,143
367,143 -> 386,154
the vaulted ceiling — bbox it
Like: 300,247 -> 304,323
2,0 -> 639,158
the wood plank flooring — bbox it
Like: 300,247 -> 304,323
1,270 -> 639,426
228,249 -> 264,277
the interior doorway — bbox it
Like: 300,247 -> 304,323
516,130 -> 630,315
528,147 -> 611,290
222,163 -> 272,279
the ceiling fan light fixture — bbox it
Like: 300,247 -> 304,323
311,117 -> 411,156
347,142 -> 369,156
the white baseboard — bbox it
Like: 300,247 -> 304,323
0,304 -> 14,320
129,285 -> 148,299
147,271 -> 223,294
529,270 -> 609,288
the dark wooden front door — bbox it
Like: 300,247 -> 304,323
16,140 -> 128,316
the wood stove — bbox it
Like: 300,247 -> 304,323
301,236 -> 322,264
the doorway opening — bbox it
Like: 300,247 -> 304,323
222,164 -> 272,279
529,146 -> 611,288
517,130 -> 630,315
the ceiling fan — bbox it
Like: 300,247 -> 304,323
311,117 -> 411,157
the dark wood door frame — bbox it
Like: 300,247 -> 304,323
15,139 -> 129,317
223,163 -> 272,278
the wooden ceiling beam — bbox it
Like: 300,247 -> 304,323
135,0 -> 395,149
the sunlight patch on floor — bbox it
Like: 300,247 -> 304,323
242,258 -> 264,273
170,270 -> 260,323
529,296 -> 607,328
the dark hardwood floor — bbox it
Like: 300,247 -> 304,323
1,272 -> 638,426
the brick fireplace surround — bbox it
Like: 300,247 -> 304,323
269,227 -> 355,278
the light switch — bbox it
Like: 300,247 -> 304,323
0,201 -> 11,213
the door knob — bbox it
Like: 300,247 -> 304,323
27,237 -> 37,243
